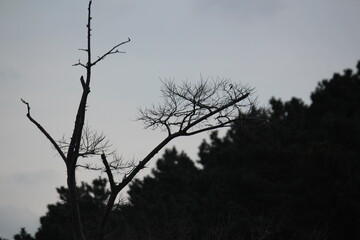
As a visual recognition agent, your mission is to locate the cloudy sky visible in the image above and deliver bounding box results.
[0,0,359,238]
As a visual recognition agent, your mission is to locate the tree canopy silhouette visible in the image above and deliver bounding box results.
[117,61,360,240]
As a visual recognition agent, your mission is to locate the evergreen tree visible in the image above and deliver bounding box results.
[35,178,114,240]
[124,61,360,240]
[125,148,202,240]
[13,228,34,240]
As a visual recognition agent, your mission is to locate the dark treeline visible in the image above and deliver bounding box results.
[9,62,360,240]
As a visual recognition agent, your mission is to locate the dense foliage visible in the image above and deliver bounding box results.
[35,178,120,240]
[8,62,360,240]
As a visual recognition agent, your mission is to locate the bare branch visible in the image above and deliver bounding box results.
[91,38,131,66]
[21,99,67,163]
[101,153,115,190]
[114,134,177,194]
[137,78,254,136]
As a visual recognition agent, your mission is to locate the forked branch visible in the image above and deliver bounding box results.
[73,0,130,69]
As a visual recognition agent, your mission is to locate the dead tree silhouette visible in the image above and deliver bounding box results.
[21,1,254,240]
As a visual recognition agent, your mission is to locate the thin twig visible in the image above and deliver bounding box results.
[73,59,87,68]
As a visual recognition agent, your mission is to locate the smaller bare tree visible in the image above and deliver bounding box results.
[96,79,254,240]
[21,1,255,240]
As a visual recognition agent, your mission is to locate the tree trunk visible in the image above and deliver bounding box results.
[67,168,86,240]
[97,193,117,240]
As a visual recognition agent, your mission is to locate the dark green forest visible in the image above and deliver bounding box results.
[8,62,360,240]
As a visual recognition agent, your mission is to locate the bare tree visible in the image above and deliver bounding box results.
[21,1,254,240]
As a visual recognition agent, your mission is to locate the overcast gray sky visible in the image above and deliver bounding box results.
[1,0,359,238]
